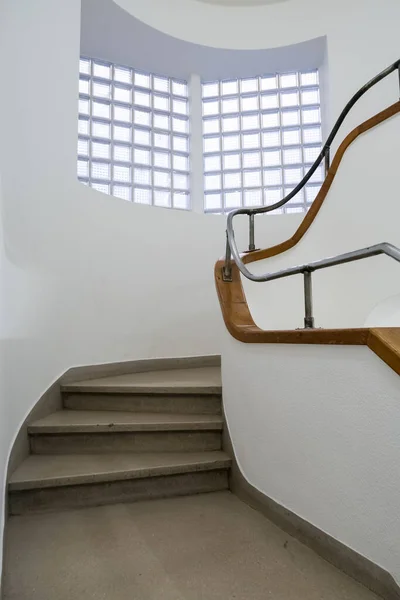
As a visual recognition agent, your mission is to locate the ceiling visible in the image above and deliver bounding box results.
[195,0,289,5]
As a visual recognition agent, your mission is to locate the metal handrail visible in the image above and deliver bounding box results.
[223,58,400,282]
[233,242,400,329]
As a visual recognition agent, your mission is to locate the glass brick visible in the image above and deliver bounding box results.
[204,119,220,135]
[264,188,283,206]
[114,85,132,104]
[284,167,302,185]
[172,80,188,97]
[309,165,324,183]
[135,72,151,88]
[173,99,188,115]
[79,58,90,75]
[261,94,278,110]
[93,121,111,139]
[301,89,320,105]
[135,90,151,107]
[222,80,239,95]
[241,78,258,94]
[173,192,189,209]
[222,116,240,133]
[205,174,221,191]
[303,145,321,163]
[306,185,320,202]
[93,81,111,99]
[244,189,262,206]
[172,117,188,134]
[202,82,219,98]
[262,130,280,147]
[205,192,222,210]
[222,97,239,114]
[154,94,169,111]
[154,170,171,188]
[243,170,261,187]
[113,185,131,200]
[154,76,169,93]
[134,128,151,146]
[285,188,304,204]
[264,168,282,186]
[134,188,151,204]
[91,162,110,180]
[114,66,132,84]
[154,151,170,169]
[302,107,321,124]
[173,154,189,171]
[286,206,305,214]
[114,105,131,123]
[263,149,281,167]
[242,114,259,130]
[92,183,110,194]
[134,109,151,127]
[204,137,220,153]
[303,126,322,144]
[280,73,298,88]
[174,173,189,190]
[261,112,280,129]
[301,71,319,87]
[134,148,151,165]
[203,100,219,116]
[204,155,221,172]
[77,160,89,177]
[134,168,151,185]
[225,191,241,208]
[281,91,299,107]
[114,145,131,162]
[260,75,277,91]
[79,98,89,115]
[173,136,188,152]
[78,135,89,155]
[92,141,110,159]
[283,128,301,145]
[241,96,258,112]
[281,110,300,127]
[283,147,302,164]
[224,172,241,189]
[223,134,240,152]
[93,62,111,79]
[114,165,131,182]
[78,118,89,136]
[113,124,131,142]
[79,78,89,95]
[92,101,110,119]
[154,190,171,207]
[154,113,170,130]
[223,154,240,170]
[243,151,261,169]
[242,133,260,149]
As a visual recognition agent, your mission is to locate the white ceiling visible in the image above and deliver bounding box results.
[195,0,289,5]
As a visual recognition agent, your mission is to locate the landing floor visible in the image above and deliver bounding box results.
[3,491,378,599]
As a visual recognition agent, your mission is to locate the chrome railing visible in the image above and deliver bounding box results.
[223,59,400,298]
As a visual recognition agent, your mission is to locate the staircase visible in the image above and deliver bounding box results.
[8,366,231,515]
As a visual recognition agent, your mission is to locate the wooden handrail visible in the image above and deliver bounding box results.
[215,102,400,376]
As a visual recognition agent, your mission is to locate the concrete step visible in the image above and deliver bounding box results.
[9,451,231,515]
[28,411,224,454]
[62,368,222,415]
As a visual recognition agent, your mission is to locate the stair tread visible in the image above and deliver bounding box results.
[61,367,222,395]
[9,451,231,491]
[29,411,223,433]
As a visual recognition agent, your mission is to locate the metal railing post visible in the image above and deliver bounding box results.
[223,231,233,281]
[324,147,331,177]
[303,270,315,329]
[248,214,255,252]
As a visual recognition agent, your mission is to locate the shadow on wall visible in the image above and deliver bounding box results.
[365,293,400,327]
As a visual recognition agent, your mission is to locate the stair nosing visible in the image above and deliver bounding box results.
[61,383,222,395]
[9,453,231,492]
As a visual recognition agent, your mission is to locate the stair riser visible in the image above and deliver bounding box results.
[29,431,222,455]
[9,469,229,515]
[63,393,222,414]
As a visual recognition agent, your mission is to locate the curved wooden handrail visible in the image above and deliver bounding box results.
[215,102,400,376]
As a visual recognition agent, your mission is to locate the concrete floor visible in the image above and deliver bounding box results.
[3,491,379,600]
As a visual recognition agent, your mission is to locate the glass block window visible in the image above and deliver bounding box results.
[78,57,190,210]
[202,70,322,214]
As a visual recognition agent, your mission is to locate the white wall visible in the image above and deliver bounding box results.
[222,335,400,583]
